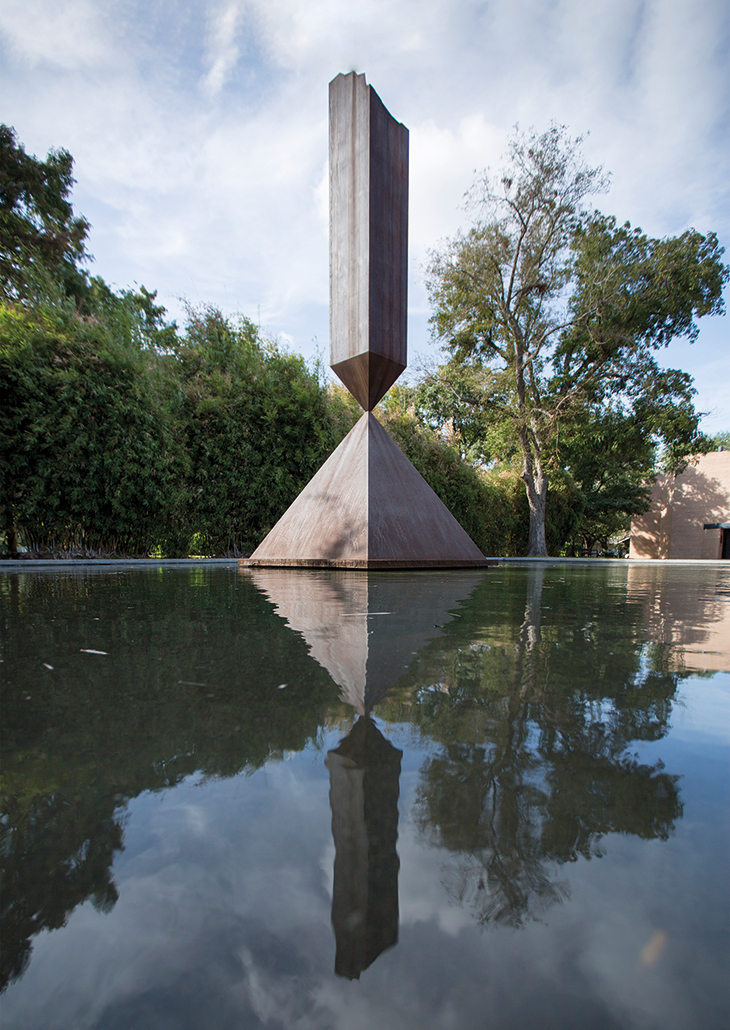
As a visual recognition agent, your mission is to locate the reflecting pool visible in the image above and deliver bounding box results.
[1,562,728,1029]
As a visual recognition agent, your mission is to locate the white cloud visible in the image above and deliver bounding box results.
[2,745,722,1030]
[201,1,242,98]
[0,0,113,71]
[0,0,727,418]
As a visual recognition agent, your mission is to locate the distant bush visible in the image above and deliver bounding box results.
[2,295,576,558]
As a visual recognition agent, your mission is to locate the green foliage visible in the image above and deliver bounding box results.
[556,406,651,552]
[326,380,362,439]
[177,307,343,556]
[427,125,728,555]
[709,431,730,451]
[0,301,189,556]
[0,125,91,306]
[491,470,584,557]
[0,299,360,557]
[564,214,728,362]
[2,288,517,557]
[411,362,521,468]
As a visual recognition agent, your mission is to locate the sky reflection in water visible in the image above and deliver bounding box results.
[1,563,728,1030]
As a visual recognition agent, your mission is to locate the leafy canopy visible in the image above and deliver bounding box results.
[426,124,728,555]
[0,125,91,305]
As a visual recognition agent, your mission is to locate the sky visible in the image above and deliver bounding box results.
[1,0,728,430]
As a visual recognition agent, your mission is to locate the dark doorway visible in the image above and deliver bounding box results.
[722,528,730,559]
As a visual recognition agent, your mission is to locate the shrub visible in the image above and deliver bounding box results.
[0,302,188,556]
[177,308,340,556]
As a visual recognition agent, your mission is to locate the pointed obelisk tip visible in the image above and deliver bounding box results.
[329,72,409,410]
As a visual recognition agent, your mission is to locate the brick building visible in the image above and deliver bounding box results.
[630,450,730,560]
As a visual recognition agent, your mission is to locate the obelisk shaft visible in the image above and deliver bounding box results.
[329,72,409,410]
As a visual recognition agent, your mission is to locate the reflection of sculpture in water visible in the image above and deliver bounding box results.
[245,568,483,713]
[244,566,485,977]
[408,565,684,929]
[326,716,402,979]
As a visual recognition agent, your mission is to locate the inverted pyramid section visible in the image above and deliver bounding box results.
[246,412,488,567]
[331,352,406,411]
[245,569,486,711]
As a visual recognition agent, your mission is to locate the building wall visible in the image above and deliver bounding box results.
[630,451,730,560]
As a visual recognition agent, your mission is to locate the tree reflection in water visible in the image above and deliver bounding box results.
[392,566,683,929]
[0,569,340,992]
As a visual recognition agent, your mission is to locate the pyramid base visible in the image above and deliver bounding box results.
[239,556,494,568]
[243,412,492,568]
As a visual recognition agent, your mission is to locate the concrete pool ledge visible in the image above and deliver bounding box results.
[2,556,728,570]
[0,558,240,569]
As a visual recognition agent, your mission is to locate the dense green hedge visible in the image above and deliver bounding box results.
[0,302,188,556]
[0,303,345,557]
[1,299,575,557]
[177,308,340,556]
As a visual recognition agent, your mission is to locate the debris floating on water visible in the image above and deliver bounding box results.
[43,663,53,670]
[640,930,667,966]
[277,683,288,689]
[80,649,107,655]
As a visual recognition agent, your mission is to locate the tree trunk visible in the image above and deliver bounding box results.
[517,422,549,557]
[523,470,549,557]
[516,564,545,682]
[6,526,19,558]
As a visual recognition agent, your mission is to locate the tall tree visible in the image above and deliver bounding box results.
[427,126,728,555]
[0,125,90,304]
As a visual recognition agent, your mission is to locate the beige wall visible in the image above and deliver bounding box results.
[630,451,730,560]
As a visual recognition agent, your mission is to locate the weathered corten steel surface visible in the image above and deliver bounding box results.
[243,74,491,570]
[330,351,406,415]
[329,71,408,410]
[247,412,369,563]
[240,413,490,567]
[243,568,486,712]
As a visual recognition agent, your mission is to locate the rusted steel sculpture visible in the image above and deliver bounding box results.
[241,73,489,568]
[329,71,408,411]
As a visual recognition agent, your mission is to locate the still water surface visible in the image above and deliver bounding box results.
[1,563,729,1030]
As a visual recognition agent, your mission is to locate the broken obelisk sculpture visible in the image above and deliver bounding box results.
[241,72,489,568]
